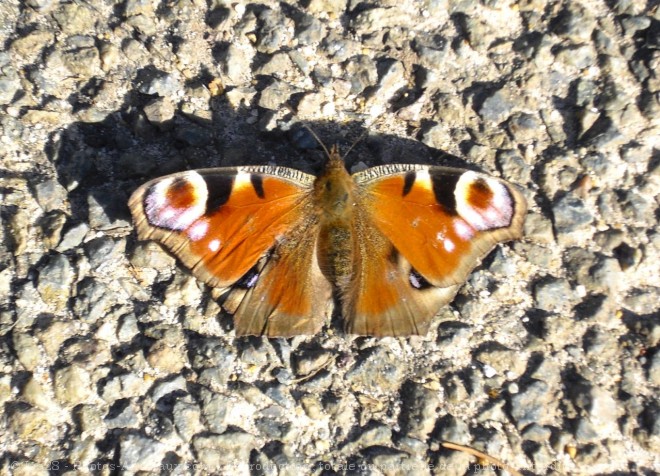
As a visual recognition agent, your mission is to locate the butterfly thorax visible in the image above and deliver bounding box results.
[313,150,355,218]
[314,150,357,288]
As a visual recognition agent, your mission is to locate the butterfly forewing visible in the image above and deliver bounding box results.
[354,165,527,288]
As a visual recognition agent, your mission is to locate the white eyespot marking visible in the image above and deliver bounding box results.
[144,171,208,231]
[188,220,209,241]
[208,239,221,252]
[160,208,176,221]
[415,169,432,190]
[246,273,259,288]
[455,172,513,231]
[234,171,252,190]
[409,272,422,289]
[454,219,475,241]
[412,217,421,228]
[443,238,455,252]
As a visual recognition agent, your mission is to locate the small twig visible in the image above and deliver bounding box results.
[441,441,522,476]
[289,354,337,384]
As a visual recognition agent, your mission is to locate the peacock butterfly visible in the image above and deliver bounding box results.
[129,142,527,337]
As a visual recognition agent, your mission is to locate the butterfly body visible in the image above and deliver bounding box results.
[129,146,527,337]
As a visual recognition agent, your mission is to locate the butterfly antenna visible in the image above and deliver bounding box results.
[302,124,332,159]
[342,126,371,161]
[342,111,388,160]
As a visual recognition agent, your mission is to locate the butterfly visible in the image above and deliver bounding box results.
[128,143,527,337]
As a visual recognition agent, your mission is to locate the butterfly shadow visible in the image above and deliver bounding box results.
[47,74,492,340]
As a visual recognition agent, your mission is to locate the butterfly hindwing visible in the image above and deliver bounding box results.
[342,202,461,336]
[228,219,332,336]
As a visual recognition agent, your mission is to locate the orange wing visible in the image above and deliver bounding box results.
[341,164,527,336]
[342,203,461,336]
[129,166,330,336]
[356,165,527,286]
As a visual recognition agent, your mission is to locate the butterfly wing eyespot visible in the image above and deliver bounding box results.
[129,166,330,336]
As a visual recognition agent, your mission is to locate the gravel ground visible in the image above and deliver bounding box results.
[1,0,659,475]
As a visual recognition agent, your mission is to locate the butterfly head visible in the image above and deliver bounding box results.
[314,146,355,218]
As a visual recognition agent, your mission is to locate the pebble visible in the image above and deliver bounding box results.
[478,89,515,123]
[61,43,101,78]
[54,365,93,405]
[437,414,470,444]
[255,52,295,78]
[40,211,67,249]
[255,8,294,54]
[164,273,202,307]
[138,70,181,97]
[35,319,77,359]
[200,390,229,434]
[533,277,576,312]
[258,80,295,110]
[523,212,555,244]
[570,379,621,439]
[56,222,89,251]
[552,193,594,237]
[221,43,255,86]
[509,380,556,429]
[649,352,660,386]
[194,431,258,465]
[105,400,140,429]
[551,4,596,42]
[119,434,168,472]
[73,278,115,323]
[306,0,347,16]
[365,60,407,112]
[507,112,542,143]
[496,149,532,183]
[0,63,22,104]
[101,372,151,402]
[295,14,325,46]
[37,253,74,313]
[33,179,68,213]
[345,346,406,393]
[554,44,597,70]
[143,97,176,128]
[9,407,55,443]
[87,187,130,231]
[293,348,332,376]
[85,236,126,269]
[475,345,528,379]
[225,86,257,109]
[173,400,205,441]
[130,241,176,271]
[146,339,187,374]
[342,423,392,453]
[21,375,57,411]
[343,54,378,95]
[52,2,96,35]
[399,383,440,440]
